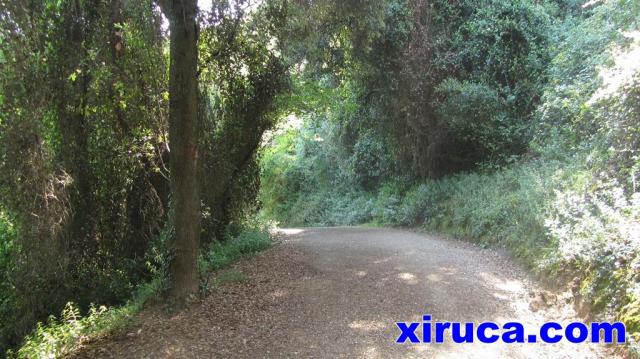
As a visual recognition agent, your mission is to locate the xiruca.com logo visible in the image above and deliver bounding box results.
[395,315,626,344]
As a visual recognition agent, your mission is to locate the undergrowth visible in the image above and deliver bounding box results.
[11,225,272,358]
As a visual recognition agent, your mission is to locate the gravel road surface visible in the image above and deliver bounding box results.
[73,227,614,358]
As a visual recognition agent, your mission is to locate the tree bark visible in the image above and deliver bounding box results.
[166,0,201,303]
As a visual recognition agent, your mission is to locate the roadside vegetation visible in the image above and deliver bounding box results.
[11,224,271,359]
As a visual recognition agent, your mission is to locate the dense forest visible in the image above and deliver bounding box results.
[0,0,638,356]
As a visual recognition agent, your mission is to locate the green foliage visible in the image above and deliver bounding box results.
[348,131,392,189]
[296,0,558,176]
[424,161,560,257]
[435,79,516,162]
[198,0,290,242]
[428,0,556,164]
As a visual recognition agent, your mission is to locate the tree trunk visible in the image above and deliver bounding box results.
[166,0,200,303]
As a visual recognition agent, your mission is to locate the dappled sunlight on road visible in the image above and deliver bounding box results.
[397,272,419,285]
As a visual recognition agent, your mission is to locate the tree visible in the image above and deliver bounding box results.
[162,0,201,303]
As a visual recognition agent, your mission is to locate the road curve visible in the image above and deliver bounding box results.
[73,227,613,358]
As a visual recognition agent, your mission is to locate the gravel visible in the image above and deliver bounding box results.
[71,227,616,358]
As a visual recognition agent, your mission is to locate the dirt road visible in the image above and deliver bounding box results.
[74,227,614,358]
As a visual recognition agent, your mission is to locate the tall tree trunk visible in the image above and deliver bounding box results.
[165,0,201,303]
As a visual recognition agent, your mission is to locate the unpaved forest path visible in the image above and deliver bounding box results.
[74,227,614,358]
